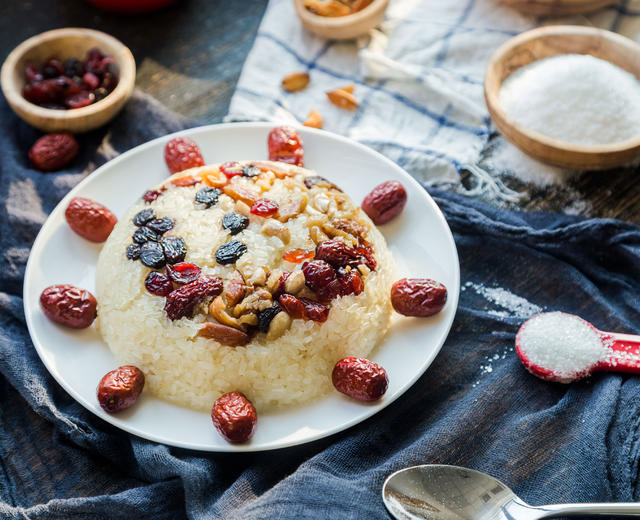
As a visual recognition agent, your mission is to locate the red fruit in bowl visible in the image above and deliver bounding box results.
[86,0,176,14]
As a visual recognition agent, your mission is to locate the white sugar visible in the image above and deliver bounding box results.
[499,54,640,146]
[518,312,608,378]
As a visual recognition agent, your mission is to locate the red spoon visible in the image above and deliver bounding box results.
[515,312,640,383]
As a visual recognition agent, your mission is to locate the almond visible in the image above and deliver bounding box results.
[327,88,358,110]
[282,72,310,92]
[339,84,355,94]
[198,322,249,347]
[303,109,323,129]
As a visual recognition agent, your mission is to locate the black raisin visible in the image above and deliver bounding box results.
[242,164,261,177]
[63,57,84,77]
[133,208,155,227]
[222,213,249,235]
[195,187,220,208]
[146,217,174,234]
[133,226,159,244]
[126,243,141,260]
[140,242,166,269]
[161,236,187,264]
[258,303,282,333]
[215,241,247,265]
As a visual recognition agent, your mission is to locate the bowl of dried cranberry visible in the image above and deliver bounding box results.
[1,27,135,133]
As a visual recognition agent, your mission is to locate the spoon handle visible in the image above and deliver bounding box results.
[536,502,640,517]
[596,331,640,374]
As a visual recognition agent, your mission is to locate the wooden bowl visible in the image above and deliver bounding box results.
[484,25,640,170]
[293,0,389,40]
[497,0,619,16]
[1,28,136,133]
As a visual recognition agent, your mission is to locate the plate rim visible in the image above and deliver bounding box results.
[23,121,460,452]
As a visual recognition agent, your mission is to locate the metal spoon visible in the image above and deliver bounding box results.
[382,465,640,520]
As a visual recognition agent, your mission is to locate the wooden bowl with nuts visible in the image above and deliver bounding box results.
[293,0,389,40]
[1,27,135,133]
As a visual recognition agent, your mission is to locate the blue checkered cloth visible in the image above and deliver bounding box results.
[3,85,640,518]
[227,0,640,196]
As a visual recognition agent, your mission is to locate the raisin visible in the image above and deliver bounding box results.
[215,241,247,265]
[146,217,174,234]
[220,161,244,178]
[133,208,155,226]
[390,278,447,317]
[40,284,97,329]
[65,196,117,243]
[258,303,282,333]
[250,199,279,217]
[63,57,84,77]
[222,213,249,235]
[315,240,376,271]
[361,181,407,225]
[144,271,173,296]
[167,262,201,285]
[195,187,220,208]
[303,175,341,192]
[29,133,79,172]
[302,260,336,292]
[139,241,166,269]
[143,190,162,203]
[126,243,141,260]
[283,248,314,263]
[164,275,223,320]
[211,392,257,443]
[164,137,205,174]
[278,294,329,323]
[132,226,159,244]
[242,164,261,177]
[268,126,304,166]
[161,236,187,264]
[97,366,145,413]
[332,357,388,402]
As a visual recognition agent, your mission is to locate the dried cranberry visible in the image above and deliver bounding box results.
[258,303,282,333]
[133,208,155,227]
[42,57,64,78]
[278,294,329,323]
[139,242,166,269]
[40,284,97,329]
[222,213,249,235]
[268,126,304,166]
[126,243,141,260]
[143,190,162,203]
[250,199,279,217]
[302,260,336,292]
[215,241,247,265]
[315,240,376,271]
[166,262,201,285]
[97,366,145,413]
[85,47,114,76]
[82,72,100,89]
[272,272,291,300]
[65,91,94,109]
[161,236,187,264]
[144,271,173,296]
[25,62,43,83]
[164,137,205,174]
[146,217,174,234]
[332,357,388,402]
[220,161,244,178]
[165,276,223,320]
[283,248,314,263]
[195,187,220,208]
[211,392,257,443]
[132,226,159,244]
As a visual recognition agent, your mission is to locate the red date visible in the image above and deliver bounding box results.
[278,294,329,323]
[211,391,257,443]
[40,284,97,329]
[97,365,145,413]
[362,181,407,225]
[332,357,388,402]
[391,278,447,317]
[268,126,304,166]
[65,196,117,243]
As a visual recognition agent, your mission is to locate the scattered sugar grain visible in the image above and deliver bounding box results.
[518,312,608,377]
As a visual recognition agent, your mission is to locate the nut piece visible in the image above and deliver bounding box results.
[209,296,244,329]
[40,284,97,329]
[267,311,292,340]
[234,289,273,315]
[303,109,323,129]
[97,365,145,413]
[283,270,306,295]
[211,391,257,443]
[278,196,308,222]
[390,278,447,317]
[327,88,358,110]
[282,72,310,92]
[304,0,351,16]
[224,270,246,307]
[339,84,355,94]
[247,266,268,286]
[199,322,250,346]
[362,181,407,225]
[261,219,291,244]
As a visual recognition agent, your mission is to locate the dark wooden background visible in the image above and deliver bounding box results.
[2,0,639,223]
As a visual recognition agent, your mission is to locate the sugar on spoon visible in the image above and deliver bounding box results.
[515,311,640,383]
[382,464,640,520]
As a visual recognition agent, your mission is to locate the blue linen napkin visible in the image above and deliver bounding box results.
[2,90,640,519]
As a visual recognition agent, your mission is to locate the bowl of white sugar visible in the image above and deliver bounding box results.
[485,25,640,170]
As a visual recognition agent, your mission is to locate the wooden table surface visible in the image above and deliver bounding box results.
[2,0,639,224]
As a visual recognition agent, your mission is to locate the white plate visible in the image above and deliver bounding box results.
[23,122,459,452]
